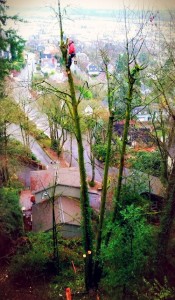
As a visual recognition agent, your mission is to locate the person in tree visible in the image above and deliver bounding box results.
[67,39,76,69]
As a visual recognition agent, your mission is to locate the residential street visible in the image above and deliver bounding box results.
[10,54,104,183]
[9,53,163,196]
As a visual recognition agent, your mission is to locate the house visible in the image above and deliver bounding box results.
[0,50,11,59]
[132,106,152,122]
[32,195,82,238]
[40,53,52,60]
[87,63,100,76]
[37,45,45,52]
[40,53,53,66]
[20,167,101,237]
[132,104,168,123]
[84,105,93,116]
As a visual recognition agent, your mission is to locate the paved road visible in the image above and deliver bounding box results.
[12,56,50,134]
[9,56,162,195]
[10,53,131,185]
[64,136,104,182]
[10,54,116,186]
[10,55,104,182]
[8,124,51,166]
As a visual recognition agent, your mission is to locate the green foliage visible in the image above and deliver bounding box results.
[44,72,49,78]
[2,138,37,162]
[5,139,27,156]
[50,70,55,75]
[93,141,118,164]
[0,187,23,240]
[78,85,93,99]
[30,153,37,161]
[93,143,108,162]
[6,29,26,61]
[140,277,175,299]
[0,4,25,95]
[88,180,95,187]
[138,52,149,65]
[49,238,85,297]
[100,205,156,295]
[51,139,59,151]
[116,53,128,74]
[10,59,25,71]
[129,150,161,177]
[32,73,44,83]
[10,233,84,289]
[36,65,41,71]
[35,130,51,148]
[119,171,150,208]
[35,130,48,140]
[10,232,55,282]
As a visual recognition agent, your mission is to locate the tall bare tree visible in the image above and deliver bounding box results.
[57,0,93,290]
[105,8,147,244]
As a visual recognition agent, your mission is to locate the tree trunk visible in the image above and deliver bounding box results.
[3,123,9,185]
[93,112,114,286]
[69,132,73,167]
[105,78,134,246]
[89,133,95,184]
[67,72,93,290]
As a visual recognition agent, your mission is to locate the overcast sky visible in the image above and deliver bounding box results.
[7,0,175,12]
[6,0,175,39]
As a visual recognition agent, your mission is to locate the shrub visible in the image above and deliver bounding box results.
[93,142,116,164]
[44,72,48,78]
[93,143,108,162]
[36,65,41,71]
[51,139,58,151]
[88,180,95,187]
[30,153,37,161]
[35,130,48,140]
[129,150,161,177]
[140,277,175,299]
[10,234,83,285]
[0,188,23,239]
[10,232,55,282]
[0,188,23,256]
[100,205,156,296]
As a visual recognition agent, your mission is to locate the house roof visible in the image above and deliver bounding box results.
[149,175,165,197]
[30,167,80,193]
[40,53,52,59]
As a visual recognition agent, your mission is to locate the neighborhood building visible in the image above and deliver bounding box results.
[87,63,100,76]
[20,167,101,237]
[132,106,152,122]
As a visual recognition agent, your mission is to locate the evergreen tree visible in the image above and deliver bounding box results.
[0,0,25,95]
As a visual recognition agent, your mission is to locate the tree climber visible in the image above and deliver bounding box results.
[67,39,76,70]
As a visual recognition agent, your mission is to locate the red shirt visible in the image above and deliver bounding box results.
[68,42,75,54]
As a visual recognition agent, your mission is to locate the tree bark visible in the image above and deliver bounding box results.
[67,72,93,289]
[105,75,135,245]
[93,112,114,286]
[58,0,93,288]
